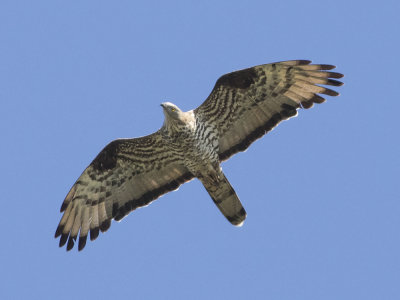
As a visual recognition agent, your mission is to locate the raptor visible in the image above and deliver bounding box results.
[55,60,343,251]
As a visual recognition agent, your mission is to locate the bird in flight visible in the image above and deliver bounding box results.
[55,60,343,251]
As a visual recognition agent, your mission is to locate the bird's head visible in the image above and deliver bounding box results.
[160,102,182,120]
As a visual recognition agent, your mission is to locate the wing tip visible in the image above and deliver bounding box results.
[319,64,336,70]
[99,219,111,233]
[327,79,344,87]
[54,225,63,238]
[59,233,69,248]
[66,236,76,251]
[90,228,100,241]
[323,88,340,97]
[335,72,344,79]
[60,203,68,212]
[78,236,87,251]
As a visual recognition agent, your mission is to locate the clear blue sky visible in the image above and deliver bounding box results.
[1,1,399,299]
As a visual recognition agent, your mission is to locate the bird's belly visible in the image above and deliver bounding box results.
[181,139,220,180]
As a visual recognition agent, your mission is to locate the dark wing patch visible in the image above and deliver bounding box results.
[216,68,257,89]
[91,140,119,171]
[194,60,343,162]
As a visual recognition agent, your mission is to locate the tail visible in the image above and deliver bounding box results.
[201,173,247,226]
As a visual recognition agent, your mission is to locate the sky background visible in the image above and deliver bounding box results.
[1,0,399,299]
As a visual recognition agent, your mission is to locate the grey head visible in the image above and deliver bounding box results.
[160,102,182,121]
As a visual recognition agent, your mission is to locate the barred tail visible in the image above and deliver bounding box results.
[201,173,246,226]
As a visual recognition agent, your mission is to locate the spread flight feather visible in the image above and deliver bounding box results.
[55,60,344,251]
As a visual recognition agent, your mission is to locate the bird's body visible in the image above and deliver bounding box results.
[161,102,246,225]
[55,60,344,251]
[160,104,219,183]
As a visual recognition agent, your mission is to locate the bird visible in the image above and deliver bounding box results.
[55,60,343,251]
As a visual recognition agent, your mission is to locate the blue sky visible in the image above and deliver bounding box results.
[1,0,399,299]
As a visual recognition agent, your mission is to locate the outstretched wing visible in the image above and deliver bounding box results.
[194,60,344,161]
[55,131,194,251]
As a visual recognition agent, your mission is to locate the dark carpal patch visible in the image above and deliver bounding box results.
[91,140,120,171]
[216,68,257,89]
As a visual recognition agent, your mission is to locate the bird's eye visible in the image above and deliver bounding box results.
[171,108,176,112]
